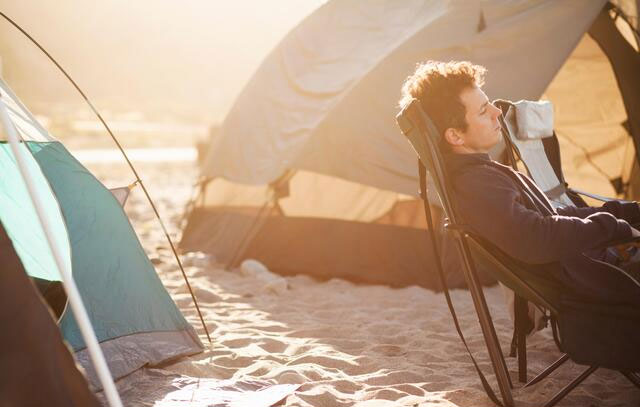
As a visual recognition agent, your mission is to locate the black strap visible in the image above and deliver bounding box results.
[418,160,505,407]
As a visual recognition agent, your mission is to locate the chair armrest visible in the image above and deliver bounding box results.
[569,187,633,204]
[569,187,640,228]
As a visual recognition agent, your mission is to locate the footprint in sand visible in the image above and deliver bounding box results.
[193,287,220,303]
[210,355,254,368]
[257,337,288,353]
[364,371,424,386]
[220,338,252,348]
[369,344,406,357]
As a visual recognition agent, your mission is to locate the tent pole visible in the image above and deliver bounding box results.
[0,12,212,344]
[0,96,123,407]
[226,189,276,269]
[226,170,294,269]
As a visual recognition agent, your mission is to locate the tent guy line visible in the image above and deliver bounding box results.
[0,68,203,388]
[0,11,212,344]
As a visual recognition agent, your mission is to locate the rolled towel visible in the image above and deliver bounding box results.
[240,259,288,295]
[514,100,554,141]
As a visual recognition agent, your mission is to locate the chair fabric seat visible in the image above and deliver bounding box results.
[558,299,640,371]
[473,232,640,372]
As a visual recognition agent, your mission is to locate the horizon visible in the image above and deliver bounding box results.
[0,1,325,126]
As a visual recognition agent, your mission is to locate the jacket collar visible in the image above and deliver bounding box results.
[443,152,492,175]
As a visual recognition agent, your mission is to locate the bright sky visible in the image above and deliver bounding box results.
[0,1,325,122]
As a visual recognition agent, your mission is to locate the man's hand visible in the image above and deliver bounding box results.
[615,241,640,262]
[614,227,640,262]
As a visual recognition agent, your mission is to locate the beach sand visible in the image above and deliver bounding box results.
[90,159,640,407]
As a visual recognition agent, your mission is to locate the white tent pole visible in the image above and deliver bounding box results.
[0,95,123,407]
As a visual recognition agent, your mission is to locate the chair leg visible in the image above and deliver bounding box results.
[621,371,640,389]
[459,252,514,405]
[524,353,570,388]
[514,294,528,383]
[509,330,517,358]
[543,366,598,407]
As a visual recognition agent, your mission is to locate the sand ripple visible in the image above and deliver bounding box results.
[91,162,640,407]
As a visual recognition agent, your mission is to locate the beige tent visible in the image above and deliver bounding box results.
[181,0,639,288]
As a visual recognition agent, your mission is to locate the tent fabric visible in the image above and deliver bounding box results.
[201,0,607,197]
[181,207,495,289]
[29,141,197,351]
[76,330,203,389]
[0,142,68,282]
[183,208,438,286]
[0,221,100,407]
[202,171,416,222]
[588,4,640,196]
[0,76,203,384]
[185,0,640,289]
[545,32,637,199]
[184,0,640,289]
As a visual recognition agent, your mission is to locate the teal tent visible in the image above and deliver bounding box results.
[0,76,203,385]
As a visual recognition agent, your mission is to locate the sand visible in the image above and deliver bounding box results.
[88,159,640,407]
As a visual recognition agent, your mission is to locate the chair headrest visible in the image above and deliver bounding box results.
[504,100,554,141]
[396,98,441,166]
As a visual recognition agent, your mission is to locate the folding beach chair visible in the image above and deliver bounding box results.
[395,98,640,407]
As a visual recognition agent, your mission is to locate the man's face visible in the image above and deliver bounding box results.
[455,86,502,154]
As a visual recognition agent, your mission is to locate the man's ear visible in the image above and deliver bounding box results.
[443,128,464,146]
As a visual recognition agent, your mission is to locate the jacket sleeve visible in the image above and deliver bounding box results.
[557,200,640,224]
[454,168,632,264]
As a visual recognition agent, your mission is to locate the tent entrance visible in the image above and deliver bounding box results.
[32,277,67,321]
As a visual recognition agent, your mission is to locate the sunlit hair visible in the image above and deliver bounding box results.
[399,60,486,137]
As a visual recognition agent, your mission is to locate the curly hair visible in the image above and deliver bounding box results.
[399,60,486,136]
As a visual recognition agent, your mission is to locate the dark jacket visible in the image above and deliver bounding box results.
[446,152,640,306]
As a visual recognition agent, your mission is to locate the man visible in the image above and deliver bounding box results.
[399,60,640,305]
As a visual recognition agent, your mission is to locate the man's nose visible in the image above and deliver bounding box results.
[490,103,501,118]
